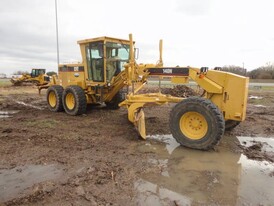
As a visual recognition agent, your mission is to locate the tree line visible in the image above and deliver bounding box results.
[221,62,274,79]
[11,62,274,79]
[13,70,57,76]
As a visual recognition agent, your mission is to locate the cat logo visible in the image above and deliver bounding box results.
[163,69,172,74]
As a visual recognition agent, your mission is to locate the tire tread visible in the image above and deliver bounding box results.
[169,96,225,150]
[46,85,64,112]
[63,85,87,115]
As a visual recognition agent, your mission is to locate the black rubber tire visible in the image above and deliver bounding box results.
[225,120,240,131]
[62,85,87,115]
[169,96,225,150]
[105,91,124,110]
[46,85,64,112]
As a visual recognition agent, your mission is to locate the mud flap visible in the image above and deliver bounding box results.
[134,108,146,139]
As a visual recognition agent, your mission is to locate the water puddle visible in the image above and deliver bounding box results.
[15,101,44,110]
[0,110,19,118]
[254,104,267,108]
[249,95,263,100]
[238,136,274,152]
[0,164,63,202]
[135,178,191,205]
[135,135,274,205]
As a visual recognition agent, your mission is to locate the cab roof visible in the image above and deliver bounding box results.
[77,36,133,45]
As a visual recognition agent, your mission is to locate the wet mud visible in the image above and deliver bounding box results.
[0,85,274,205]
[0,164,62,202]
[140,85,199,97]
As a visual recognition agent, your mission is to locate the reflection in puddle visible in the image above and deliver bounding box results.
[135,178,191,206]
[0,110,19,118]
[135,135,274,205]
[237,155,274,204]
[0,164,62,202]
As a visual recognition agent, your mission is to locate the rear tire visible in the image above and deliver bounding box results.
[169,97,225,150]
[62,85,87,115]
[47,85,64,112]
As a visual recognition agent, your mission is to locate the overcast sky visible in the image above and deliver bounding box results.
[0,0,273,75]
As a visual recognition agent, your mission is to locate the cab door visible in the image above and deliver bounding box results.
[86,42,105,82]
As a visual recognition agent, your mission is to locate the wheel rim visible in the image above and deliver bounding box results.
[179,112,208,140]
[65,93,75,110]
[48,91,57,108]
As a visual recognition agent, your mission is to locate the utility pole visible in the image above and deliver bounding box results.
[55,0,60,66]
[243,62,246,76]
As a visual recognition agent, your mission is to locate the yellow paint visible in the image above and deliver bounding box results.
[11,68,49,86]
[48,91,57,108]
[190,69,249,121]
[126,102,145,123]
[47,33,249,139]
[65,93,75,110]
[179,112,208,140]
[135,108,146,139]
[171,76,189,84]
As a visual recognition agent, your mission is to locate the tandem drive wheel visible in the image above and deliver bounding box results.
[47,85,64,112]
[62,85,87,115]
[169,97,225,150]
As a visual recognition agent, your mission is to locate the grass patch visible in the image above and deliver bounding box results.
[248,98,266,105]
[249,79,274,83]
[25,119,61,129]
[0,79,12,87]
[249,87,274,92]
[261,87,274,91]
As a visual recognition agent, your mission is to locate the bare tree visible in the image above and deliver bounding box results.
[247,62,274,79]
[12,71,29,75]
[221,65,246,76]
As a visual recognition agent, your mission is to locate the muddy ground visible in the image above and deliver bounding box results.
[0,84,274,205]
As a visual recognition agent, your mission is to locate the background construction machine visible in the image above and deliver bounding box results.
[11,68,50,86]
[45,34,249,150]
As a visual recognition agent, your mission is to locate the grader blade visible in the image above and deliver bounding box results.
[134,108,146,139]
[123,102,147,139]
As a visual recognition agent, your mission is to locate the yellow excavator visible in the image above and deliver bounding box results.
[11,68,50,86]
[43,34,249,150]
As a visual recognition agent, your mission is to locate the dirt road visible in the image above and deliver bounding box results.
[0,85,274,205]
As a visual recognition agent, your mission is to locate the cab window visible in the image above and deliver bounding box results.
[86,42,104,82]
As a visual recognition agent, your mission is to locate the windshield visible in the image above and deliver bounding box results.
[105,42,129,81]
[105,42,129,62]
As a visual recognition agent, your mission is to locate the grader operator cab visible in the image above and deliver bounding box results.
[45,34,249,150]
[11,68,50,86]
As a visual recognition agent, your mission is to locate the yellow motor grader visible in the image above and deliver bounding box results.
[44,34,249,150]
[11,68,50,86]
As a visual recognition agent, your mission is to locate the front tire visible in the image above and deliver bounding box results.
[62,85,87,115]
[47,85,64,112]
[169,97,225,150]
